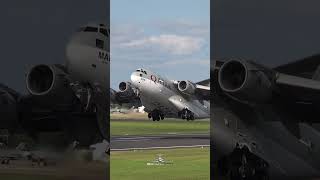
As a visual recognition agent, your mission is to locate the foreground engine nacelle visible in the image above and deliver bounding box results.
[218,59,275,103]
[118,81,136,98]
[26,64,74,104]
[178,80,196,95]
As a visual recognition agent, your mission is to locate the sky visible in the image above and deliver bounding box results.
[110,0,210,89]
[0,0,108,93]
[213,0,320,67]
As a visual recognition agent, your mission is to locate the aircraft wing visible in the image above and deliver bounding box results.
[272,54,320,103]
[273,54,320,78]
[275,73,320,103]
[213,56,320,122]
[214,56,320,102]
[174,79,210,100]
[195,83,210,100]
[110,88,142,107]
[196,79,210,86]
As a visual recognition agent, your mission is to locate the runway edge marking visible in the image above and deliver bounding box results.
[111,145,210,151]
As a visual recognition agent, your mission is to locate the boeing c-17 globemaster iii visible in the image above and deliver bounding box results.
[111,68,210,121]
[0,23,109,149]
[212,55,320,179]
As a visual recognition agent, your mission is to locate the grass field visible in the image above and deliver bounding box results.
[111,113,210,136]
[111,147,210,180]
[111,113,152,120]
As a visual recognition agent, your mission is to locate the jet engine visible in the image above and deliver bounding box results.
[118,82,136,98]
[218,59,275,103]
[26,64,74,105]
[178,80,196,95]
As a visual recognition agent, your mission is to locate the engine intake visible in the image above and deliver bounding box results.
[178,80,196,95]
[218,59,275,103]
[118,82,136,97]
[27,65,54,95]
[26,64,75,106]
[219,60,246,92]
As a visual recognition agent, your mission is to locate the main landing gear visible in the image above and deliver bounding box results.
[148,109,164,121]
[178,108,195,121]
[217,144,269,180]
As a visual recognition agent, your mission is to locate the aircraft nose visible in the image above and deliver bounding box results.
[130,72,140,84]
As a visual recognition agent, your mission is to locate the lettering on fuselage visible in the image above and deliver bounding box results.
[151,75,157,82]
[98,51,110,64]
[146,73,173,91]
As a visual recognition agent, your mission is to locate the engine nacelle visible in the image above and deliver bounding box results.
[26,64,74,104]
[118,81,136,98]
[178,80,196,95]
[218,59,275,103]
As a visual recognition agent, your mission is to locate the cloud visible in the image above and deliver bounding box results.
[110,20,209,89]
[157,58,209,66]
[157,19,209,37]
[120,34,204,55]
[111,24,145,44]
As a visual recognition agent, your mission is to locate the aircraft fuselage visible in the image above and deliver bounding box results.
[130,69,210,119]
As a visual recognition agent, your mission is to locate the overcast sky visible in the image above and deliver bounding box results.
[213,0,320,67]
[0,0,108,93]
[111,0,210,89]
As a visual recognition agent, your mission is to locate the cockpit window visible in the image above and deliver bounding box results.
[96,39,104,49]
[99,28,109,37]
[84,26,98,32]
[138,69,147,75]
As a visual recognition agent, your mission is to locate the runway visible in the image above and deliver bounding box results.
[111,133,210,151]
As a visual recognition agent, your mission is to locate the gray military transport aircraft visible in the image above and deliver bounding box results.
[0,23,109,149]
[212,55,320,179]
[112,68,210,121]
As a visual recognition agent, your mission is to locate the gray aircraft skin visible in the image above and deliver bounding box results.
[114,68,210,121]
[0,23,109,148]
[212,55,320,179]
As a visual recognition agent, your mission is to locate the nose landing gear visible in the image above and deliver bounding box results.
[178,108,195,121]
